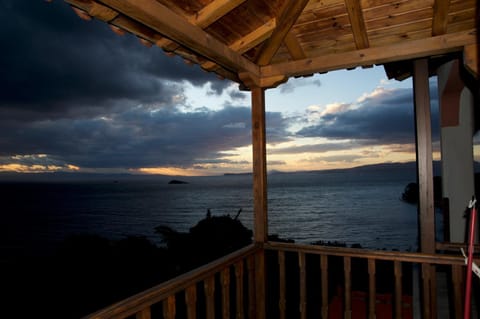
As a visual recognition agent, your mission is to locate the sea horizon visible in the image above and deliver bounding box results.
[0,160,439,182]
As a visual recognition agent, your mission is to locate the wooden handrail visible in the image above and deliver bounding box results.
[265,241,465,265]
[436,241,480,252]
[83,244,261,319]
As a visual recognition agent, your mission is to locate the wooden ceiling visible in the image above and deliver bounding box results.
[64,0,477,89]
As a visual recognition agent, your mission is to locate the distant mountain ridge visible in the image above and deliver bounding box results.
[1,161,479,182]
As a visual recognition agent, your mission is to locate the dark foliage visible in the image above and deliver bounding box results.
[155,210,253,272]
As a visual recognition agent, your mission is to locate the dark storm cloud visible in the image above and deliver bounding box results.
[229,90,248,100]
[278,78,321,94]
[296,87,440,145]
[0,105,290,169]
[0,0,230,121]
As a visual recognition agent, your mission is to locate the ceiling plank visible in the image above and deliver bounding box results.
[95,0,259,76]
[432,0,450,36]
[255,0,310,66]
[284,31,307,60]
[202,18,277,71]
[261,29,477,78]
[344,0,369,49]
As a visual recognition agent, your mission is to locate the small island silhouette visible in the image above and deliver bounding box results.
[168,179,189,184]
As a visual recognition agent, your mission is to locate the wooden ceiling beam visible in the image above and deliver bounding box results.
[157,0,246,52]
[344,0,369,49]
[261,29,477,78]
[202,18,277,71]
[432,0,450,36]
[95,0,259,76]
[255,0,310,66]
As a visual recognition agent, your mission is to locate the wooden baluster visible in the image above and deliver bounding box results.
[163,295,176,319]
[204,276,216,319]
[421,264,431,319]
[185,285,197,319]
[278,250,286,319]
[221,268,231,319]
[321,255,329,319]
[430,265,437,319]
[344,256,352,319]
[299,252,307,319]
[235,261,245,319]
[368,259,376,319]
[136,307,151,319]
[247,254,256,319]
[394,261,402,319]
[452,264,464,318]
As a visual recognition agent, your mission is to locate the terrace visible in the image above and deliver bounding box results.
[51,0,478,318]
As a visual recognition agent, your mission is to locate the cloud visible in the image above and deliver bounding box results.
[278,77,322,94]
[269,141,363,155]
[0,0,230,121]
[296,87,440,146]
[0,104,290,170]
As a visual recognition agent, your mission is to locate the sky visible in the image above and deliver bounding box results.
[0,1,474,176]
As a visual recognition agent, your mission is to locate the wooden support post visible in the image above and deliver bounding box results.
[413,58,435,254]
[251,85,267,319]
[413,58,436,319]
[255,249,266,319]
[251,86,268,243]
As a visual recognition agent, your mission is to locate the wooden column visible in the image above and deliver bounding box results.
[413,58,435,254]
[413,58,436,319]
[251,86,268,243]
[251,86,267,319]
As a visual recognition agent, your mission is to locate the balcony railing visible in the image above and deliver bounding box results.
[83,241,471,319]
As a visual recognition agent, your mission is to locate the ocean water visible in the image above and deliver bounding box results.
[1,164,423,260]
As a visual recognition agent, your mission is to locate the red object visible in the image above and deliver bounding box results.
[464,201,477,319]
[352,291,367,319]
[401,295,413,319]
[376,293,393,319]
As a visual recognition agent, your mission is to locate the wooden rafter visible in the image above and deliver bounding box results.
[255,0,310,66]
[432,0,451,36]
[284,31,306,60]
[262,30,477,78]
[95,0,259,76]
[189,0,246,28]
[344,0,369,49]
[202,18,277,71]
